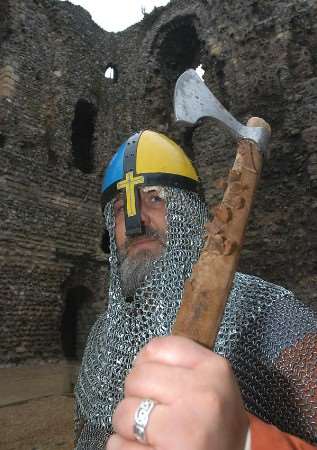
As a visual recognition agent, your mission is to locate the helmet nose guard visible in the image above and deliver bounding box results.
[101,130,201,236]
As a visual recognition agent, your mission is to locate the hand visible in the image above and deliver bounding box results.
[107,336,249,450]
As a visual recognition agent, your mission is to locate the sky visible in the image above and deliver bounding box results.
[62,0,171,32]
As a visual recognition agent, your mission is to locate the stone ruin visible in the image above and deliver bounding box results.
[0,0,316,366]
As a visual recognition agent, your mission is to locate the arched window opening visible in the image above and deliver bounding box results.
[61,286,93,360]
[158,18,202,85]
[105,65,118,82]
[71,99,97,173]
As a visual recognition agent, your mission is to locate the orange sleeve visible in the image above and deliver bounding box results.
[247,413,316,450]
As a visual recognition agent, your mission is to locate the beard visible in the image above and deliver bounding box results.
[118,227,166,299]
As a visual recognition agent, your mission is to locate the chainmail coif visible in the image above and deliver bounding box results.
[75,187,317,449]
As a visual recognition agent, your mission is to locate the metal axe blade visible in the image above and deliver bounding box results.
[174,69,270,155]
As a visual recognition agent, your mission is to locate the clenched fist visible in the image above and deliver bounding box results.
[107,336,248,450]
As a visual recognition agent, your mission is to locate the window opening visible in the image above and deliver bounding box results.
[158,19,201,84]
[101,229,110,254]
[61,286,93,360]
[195,64,205,80]
[71,99,97,173]
[0,133,6,148]
[105,65,118,82]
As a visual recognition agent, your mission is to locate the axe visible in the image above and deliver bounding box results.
[172,69,271,348]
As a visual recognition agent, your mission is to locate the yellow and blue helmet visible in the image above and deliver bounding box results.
[101,130,200,236]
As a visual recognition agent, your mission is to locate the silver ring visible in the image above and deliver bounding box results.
[133,399,156,444]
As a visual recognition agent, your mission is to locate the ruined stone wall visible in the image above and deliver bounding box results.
[0,0,316,365]
[0,0,111,364]
[96,0,317,304]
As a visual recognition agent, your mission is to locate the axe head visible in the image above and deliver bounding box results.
[174,69,270,156]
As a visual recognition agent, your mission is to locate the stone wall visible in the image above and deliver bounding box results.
[0,0,316,365]
[0,0,109,364]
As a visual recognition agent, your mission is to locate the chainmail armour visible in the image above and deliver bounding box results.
[75,188,317,449]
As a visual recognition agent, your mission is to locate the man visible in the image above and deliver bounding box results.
[75,130,317,449]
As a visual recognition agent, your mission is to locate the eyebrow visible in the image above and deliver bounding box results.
[141,186,160,193]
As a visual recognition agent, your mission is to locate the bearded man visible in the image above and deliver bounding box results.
[75,130,317,450]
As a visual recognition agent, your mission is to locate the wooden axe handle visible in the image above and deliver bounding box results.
[172,117,271,348]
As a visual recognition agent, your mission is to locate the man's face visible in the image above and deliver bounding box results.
[114,187,167,257]
[114,187,167,297]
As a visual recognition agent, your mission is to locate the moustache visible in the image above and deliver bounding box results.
[125,227,166,250]
[115,228,166,263]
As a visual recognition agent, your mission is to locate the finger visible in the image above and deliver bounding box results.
[134,335,217,369]
[112,395,220,450]
[107,433,154,450]
[125,362,211,403]
[112,397,166,444]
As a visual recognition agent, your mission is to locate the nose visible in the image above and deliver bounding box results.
[140,196,151,227]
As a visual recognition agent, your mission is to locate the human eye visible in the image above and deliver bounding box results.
[149,192,164,205]
[141,188,165,208]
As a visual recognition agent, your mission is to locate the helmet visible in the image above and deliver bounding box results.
[101,130,200,235]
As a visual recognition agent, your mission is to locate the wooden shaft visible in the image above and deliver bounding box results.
[172,117,271,348]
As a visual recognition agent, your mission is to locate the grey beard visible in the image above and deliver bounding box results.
[118,227,166,298]
[119,250,160,298]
